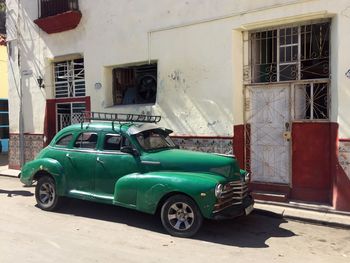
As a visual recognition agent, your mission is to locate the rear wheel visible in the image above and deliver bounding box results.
[161,195,203,238]
[35,176,62,211]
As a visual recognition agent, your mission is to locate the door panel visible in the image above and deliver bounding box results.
[65,132,99,199]
[94,153,139,198]
[94,134,140,204]
[246,85,290,184]
[65,150,96,198]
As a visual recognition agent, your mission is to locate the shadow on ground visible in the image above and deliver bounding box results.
[0,189,34,197]
[52,198,295,248]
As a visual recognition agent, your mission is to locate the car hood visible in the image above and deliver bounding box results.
[141,149,241,181]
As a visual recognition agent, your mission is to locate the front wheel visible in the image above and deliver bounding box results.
[160,195,203,238]
[35,176,62,211]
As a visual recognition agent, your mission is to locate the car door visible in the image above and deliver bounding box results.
[94,132,140,204]
[64,131,99,200]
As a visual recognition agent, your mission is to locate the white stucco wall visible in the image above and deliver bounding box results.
[6,0,350,137]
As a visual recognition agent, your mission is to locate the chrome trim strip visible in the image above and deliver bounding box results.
[213,202,243,213]
[49,145,96,153]
[98,151,128,156]
[141,161,161,165]
[49,146,129,155]
[213,153,236,158]
[69,190,92,196]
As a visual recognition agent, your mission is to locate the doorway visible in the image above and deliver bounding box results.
[245,84,291,184]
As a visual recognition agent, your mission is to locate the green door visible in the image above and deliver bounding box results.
[65,131,99,200]
[94,133,140,204]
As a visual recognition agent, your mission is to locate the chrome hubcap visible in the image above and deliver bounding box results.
[39,183,55,207]
[168,202,194,231]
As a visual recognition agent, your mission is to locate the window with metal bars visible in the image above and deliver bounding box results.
[249,21,330,120]
[112,63,157,105]
[56,102,86,132]
[54,58,85,98]
[38,0,79,18]
[250,21,330,83]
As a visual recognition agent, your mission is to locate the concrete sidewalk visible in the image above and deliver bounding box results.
[0,153,20,178]
[0,157,349,229]
[254,201,350,229]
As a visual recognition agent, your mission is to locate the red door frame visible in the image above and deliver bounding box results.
[44,96,91,145]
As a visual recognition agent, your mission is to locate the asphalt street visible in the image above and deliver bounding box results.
[0,176,349,263]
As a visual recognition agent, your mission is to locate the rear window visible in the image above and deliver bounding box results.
[74,132,98,149]
[103,134,122,151]
[55,134,73,147]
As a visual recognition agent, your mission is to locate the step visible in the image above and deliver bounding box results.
[252,191,288,203]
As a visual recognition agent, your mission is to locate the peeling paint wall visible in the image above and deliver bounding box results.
[6,0,350,139]
[172,137,233,154]
[339,141,350,180]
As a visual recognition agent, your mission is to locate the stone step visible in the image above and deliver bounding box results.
[252,191,288,203]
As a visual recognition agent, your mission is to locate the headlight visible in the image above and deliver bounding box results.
[245,172,250,182]
[215,184,223,198]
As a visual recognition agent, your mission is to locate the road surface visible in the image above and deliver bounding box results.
[0,176,349,263]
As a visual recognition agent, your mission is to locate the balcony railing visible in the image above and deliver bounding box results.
[38,0,79,18]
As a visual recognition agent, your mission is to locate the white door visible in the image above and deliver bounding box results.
[245,85,290,184]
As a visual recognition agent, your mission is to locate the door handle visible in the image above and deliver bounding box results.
[97,157,104,165]
[66,153,72,160]
[283,122,291,141]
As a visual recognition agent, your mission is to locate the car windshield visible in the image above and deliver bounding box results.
[135,129,176,151]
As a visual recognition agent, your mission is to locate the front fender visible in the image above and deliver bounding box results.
[20,158,66,195]
[114,171,224,218]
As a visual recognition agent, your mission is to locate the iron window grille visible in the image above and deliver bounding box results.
[56,102,86,132]
[38,0,79,18]
[244,20,331,120]
[293,81,329,120]
[54,58,85,98]
[112,63,157,105]
[248,21,330,83]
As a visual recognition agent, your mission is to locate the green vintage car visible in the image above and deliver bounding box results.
[20,112,253,237]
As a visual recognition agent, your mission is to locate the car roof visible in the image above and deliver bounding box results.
[57,122,132,134]
[55,122,172,136]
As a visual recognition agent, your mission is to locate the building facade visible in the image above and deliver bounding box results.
[6,0,350,211]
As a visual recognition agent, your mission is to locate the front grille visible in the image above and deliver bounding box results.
[213,180,249,213]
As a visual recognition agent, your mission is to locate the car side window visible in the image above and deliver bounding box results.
[122,136,133,147]
[74,132,98,149]
[55,134,73,147]
[103,134,122,151]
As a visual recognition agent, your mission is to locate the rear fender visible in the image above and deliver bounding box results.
[20,158,66,195]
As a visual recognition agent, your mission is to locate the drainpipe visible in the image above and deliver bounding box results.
[17,0,25,167]
[19,68,24,167]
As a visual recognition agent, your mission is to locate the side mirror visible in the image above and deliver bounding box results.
[121,146,139,156]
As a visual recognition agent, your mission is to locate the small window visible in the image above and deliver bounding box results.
[55,134,73,147]
[54,58,85,98]
[294,82,329,120]
[112,63,157,105]
[74,132,98,149]
[103,134,122,151]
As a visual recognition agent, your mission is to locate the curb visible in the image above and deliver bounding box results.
[253,207,350,230]
[255,199,350,216]
[0,170,20,179]
[0,174,18,179]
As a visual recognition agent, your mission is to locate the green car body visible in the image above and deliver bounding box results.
[20,122,253,236]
